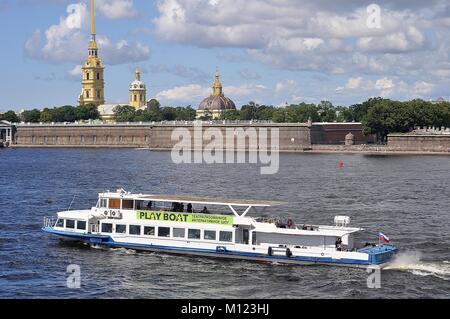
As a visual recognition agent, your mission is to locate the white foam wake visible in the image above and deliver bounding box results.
[385,251,450,280]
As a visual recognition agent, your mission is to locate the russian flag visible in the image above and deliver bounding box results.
[379,232,390,244]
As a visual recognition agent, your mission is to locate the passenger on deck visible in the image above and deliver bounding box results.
[335,238,343,251]
[180,203,185,213]
[146,201,153,210]
[201,206,210,214]
[187,203,193,213]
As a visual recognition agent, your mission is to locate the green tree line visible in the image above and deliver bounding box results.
[113,100,197,122]
[1,97,449,143]
[0,105,100,123]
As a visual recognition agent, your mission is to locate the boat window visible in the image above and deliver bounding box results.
[116,224,126,234]
[77,221,86,230]
[188,229,201,240]
[135,200,144,210]
[108,198,120,209]
[158,227,171,238]
[129,225,141,235]
[204,230,217,241]
[102,223,113,233]
[122,200,134,210]
[99,198,107,208]
[142,201,154,211]
[144,226,155,236]
[56,219,64,228]
[219,231,233,243]
[173,228,185,238]
[66,220,75,229]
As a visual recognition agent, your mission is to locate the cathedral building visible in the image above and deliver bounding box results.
[79,0,105,107]
[197,71,236,119]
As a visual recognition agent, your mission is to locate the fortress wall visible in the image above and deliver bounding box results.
[14,124,312,151]
[388,134,450,152]
[310,123,376,145]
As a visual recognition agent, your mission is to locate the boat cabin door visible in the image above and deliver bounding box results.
[235,226,250,245]
[89,219,100,234]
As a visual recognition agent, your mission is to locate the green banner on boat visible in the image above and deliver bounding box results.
[137,211,234,226]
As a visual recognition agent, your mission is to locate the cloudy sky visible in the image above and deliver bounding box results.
[1,0,450,111]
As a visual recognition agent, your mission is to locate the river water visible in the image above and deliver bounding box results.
[0,148,449,298]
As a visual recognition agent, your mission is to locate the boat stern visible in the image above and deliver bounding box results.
[359,245,398,267]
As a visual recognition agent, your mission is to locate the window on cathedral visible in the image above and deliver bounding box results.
[86,90,90,98]
[134,95,137,102]
[140,95,143,101]
[97,90,101,98]
[86,73,90,80]
[97,73,100,80]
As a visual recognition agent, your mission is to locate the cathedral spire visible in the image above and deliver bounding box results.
[90,0,96,41]
[79,0,104,107]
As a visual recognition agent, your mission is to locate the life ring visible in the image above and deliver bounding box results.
[321,253,325,257]
[111,211,116,217]
[103,211,108,216]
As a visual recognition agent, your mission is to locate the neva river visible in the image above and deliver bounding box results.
[0,148,449,298]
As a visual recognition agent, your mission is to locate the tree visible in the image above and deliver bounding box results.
[1,110,19,123]
[21,109,41,123]
[362,99,398,143]
[76,104,100,121]
[317,100,337,122]
[147,99,161,113]
[114,105,136,122]
[240,102,259,120]
[222,110,240,120]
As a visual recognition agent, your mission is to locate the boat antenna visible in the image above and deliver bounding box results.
[68,194,76,211]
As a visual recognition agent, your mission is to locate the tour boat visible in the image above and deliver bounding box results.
[42,189,398,268]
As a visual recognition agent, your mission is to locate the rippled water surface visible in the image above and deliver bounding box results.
[0,149,449,298]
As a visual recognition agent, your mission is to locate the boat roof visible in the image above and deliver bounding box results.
[99,191,282,208]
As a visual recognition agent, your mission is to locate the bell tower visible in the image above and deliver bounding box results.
[79,0,105,106]
[129,69,147,109]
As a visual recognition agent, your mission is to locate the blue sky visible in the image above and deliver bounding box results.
[1,0,450,111]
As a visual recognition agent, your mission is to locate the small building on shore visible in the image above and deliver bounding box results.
[0,120,15,147]
[197,71,236,119]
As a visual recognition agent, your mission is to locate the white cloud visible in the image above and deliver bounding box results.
[275,80,297,94]
[67,64,83,79]
[96,0,138,19]
[156,84,209,103]
[152,0,450,93]
[156,83,267,105]
[335,76,436,100]
[24,1,148,65]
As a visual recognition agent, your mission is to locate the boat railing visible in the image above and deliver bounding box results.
[43,216,56,228]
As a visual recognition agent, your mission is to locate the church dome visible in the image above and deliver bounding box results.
[199,95,236,111]
[198,71,236,111]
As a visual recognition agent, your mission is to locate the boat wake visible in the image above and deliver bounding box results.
[385,251,450,280]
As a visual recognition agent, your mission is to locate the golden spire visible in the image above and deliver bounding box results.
[90,0,96,40]
[212,70,223,96]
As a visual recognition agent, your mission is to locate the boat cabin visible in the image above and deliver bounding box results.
[49,190,361,253]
